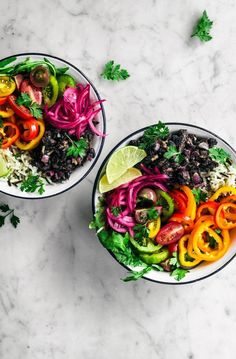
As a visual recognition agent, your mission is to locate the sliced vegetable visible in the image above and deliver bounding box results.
[8,95,33,120]
[196,201,219,219]
[181,185,196,220]
[148,217,161,238]
[18,119,39,142]
[156,190,174,220]
[42,75,59,107]
[155,222,184,245]
[169,213,194,233]
[0,76,16,97]
[0,105,14,118]
[138,187,157,203]
[20,79,42,105]
[178,235,201,269]
[15,118,45,150]
[170,189,187,213]
[0,97,7,105]
[129,235,162,254]
[57,74,76,97]
[30,65,50,88]
[215,203,236,229]
[209,186,236,202]
[0,122,20,149]
[139,247,169,264]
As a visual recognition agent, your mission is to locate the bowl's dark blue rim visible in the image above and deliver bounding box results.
[0,52,106,200]
[92,122,236,285]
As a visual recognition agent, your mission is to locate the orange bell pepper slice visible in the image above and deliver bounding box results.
[210,186,236,202]
[215,202,236,229]
[180,185,196,221]
[178,234,201,268]
[196,201,219,219]
[0,122,20,149]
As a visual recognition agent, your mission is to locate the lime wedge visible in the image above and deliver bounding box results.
[106,146,146,184]
[99,168,142,193]
[0,155,9,178]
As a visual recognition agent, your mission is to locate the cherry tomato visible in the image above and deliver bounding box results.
[18,119,39,142]
[168,242,178,254]
[138,188,157,203]
[21,79,42,105]
[0,76,16,97]
[8,95,33,120]
[155,222,184,245]
[30,66,50,88]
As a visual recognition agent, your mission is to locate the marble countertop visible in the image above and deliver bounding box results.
[1,0,236,358]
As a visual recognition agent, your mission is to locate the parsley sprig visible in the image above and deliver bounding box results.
[170,252,189,281]
[66,134,88,158]
[209,147,231,165]
[101,60,130,81]
[16,93,42,119]
[164,145,184,163]
[138,121,169,150]
[191,10,213,42]
[111,206,122,217]
[0,203,20,228]
[20,174,45,195]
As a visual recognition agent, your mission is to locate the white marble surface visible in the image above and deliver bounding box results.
[1,0,236,358]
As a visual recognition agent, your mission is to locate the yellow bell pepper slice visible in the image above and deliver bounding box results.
[178,234,201,268]
[209,186,236,202]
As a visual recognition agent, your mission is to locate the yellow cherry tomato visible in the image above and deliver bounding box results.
[0,76,16,97]
[148,217,161,239]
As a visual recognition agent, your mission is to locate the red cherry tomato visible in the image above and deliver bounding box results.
[21,79,42,105]
[155,222,184,245]
[17,119,39,142]
[8,95,33,120]
[168,242,178,254]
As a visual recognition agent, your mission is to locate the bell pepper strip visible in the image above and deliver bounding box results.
[215,203,236,229]
[180,185,196,220]
[189,220,230,261]
[129,236,162,254]
[139,247,169,264]
[17,119,39,142]
[169,213,194,233]
[15,118,45,150]
[7,115,16,124]
[8,95,34,120]
[156,190,174,220]
[0,122,20,149]
[178,235,201,268]
[209,186,236,202]
[194,215,215,227]
[221,195,236,204]
[0,105,14,118]
[170,190,187,213]
[0,97,7,105]
[196,201,219,219]
[148,217,161,239]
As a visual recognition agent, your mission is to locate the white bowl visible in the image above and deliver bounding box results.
[92,123,236,284]
[0,53,106,199]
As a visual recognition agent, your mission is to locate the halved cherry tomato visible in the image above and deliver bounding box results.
[0,97,7,105]
[17,119,39,142]
[196,201,219,219]
[8,95,33,120]
[155,222,184,245]
[21,79,42,105]
[0,122,20,149]
[169,213,194,233]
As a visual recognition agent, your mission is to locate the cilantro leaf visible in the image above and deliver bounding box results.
[133,224,150,243]
[191,10,213,42]
[164,145,184,163]
[209,147,231,165]
[192,188,208,205]
[101,60,130,81]
[111,206,122,217]
[20,174,45,195]
[10,214,20,228]
[122,266,152,282]
[215,228,221,235]
[29,103,42,119]
[171,268,188,281]
[138,121,169,150]
[67,138,88,158]
[169,251,180,267]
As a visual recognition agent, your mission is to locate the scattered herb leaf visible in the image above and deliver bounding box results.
[122,266,152,282]
[147,207,159,220]
[20,174,45,195]
[138,121,169,150]
[16,93,42,119]
[101,60,130,81]
[209,147,231,165]
[164,145,184,163]
[0,203,20,228]
[171,268,189,281]
[191,10,213,42]
[66,136,88,158]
